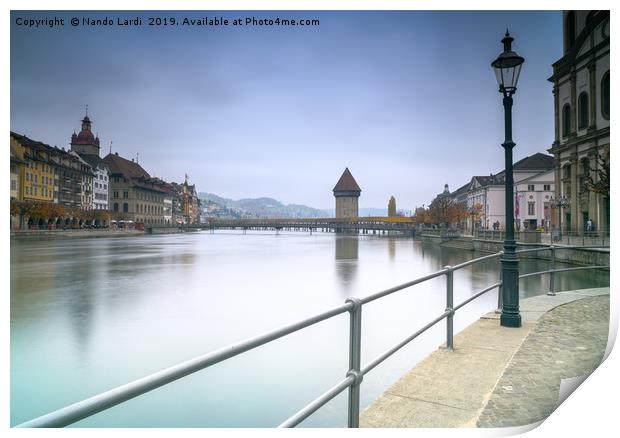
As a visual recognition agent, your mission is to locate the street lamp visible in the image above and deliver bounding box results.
[491,30,525,328]
[550,195,570,235]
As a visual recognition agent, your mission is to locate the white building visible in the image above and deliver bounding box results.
[514,169,555,231]
[548,11,610,232]
[464,153,555,231]
[80,155,110,210]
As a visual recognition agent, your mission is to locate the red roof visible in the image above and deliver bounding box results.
[333,168,361,192]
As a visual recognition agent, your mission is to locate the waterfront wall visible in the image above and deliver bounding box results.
[421,234,609,267]
[10,229,145,239]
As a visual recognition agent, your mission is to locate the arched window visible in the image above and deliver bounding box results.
[601,71,610,119]
[565,12,576,50]
[578,92,589,129]
[123,203,129,213]
[562,104,571,137]
[113,202,119,212]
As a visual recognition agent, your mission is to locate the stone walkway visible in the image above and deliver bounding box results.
[476,295,609,427]
[360,288,610,428]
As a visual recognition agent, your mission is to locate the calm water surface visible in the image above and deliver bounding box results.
[10,231,609,427]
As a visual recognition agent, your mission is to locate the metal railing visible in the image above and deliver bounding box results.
[15,245,609,428]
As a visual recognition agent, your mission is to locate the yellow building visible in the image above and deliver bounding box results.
[11,133,56,203]
[10,139,25,200]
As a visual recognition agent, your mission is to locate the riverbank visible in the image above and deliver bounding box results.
[10,229,145,239]
[360,287,610,428]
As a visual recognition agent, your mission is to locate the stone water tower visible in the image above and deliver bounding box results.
[333,168,361,218]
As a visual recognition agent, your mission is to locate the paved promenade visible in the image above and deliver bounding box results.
[360,288,610,428]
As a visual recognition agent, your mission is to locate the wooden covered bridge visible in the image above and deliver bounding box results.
[146,217,417,235]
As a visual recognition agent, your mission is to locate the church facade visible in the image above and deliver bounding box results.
[548,11,610,233]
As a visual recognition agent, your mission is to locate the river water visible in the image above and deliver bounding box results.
[10,231,609,427]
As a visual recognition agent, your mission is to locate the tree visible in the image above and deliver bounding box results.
[412,206,430,226]
[388,196,396,217]
[584,153,610,198]
[429,196,456,227]
[468,202,484,233]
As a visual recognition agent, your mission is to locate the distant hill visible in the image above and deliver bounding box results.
[199,193,330,218]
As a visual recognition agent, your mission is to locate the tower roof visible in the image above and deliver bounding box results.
[333,168,361,192]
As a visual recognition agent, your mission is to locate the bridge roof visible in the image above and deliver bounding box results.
[333,168,361,192]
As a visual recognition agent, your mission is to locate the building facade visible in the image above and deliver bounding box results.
[333,168,361,219]
[448,153,555,231]
[104,152,166,224]
[11,133,58,204]
[55,149,94,209]
[548,10,610,232]
[514,169,555,231]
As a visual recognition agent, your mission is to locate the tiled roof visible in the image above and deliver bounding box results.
[103,153,150,179]
[451,182,470,196]
[333,168,361,192]
[11,131,54,152]
[472,174,504,187]
[513,153,555,171]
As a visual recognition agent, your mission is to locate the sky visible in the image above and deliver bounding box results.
[10,10,563,210]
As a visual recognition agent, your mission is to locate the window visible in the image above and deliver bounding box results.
[562,104,571,137]
[578,92,589,129]
[113,191,119,198]
[113,202,119,212]
[123,203,129,213]
[527,184,535,191]
[544,184,551,191]
[601,71,610,119]
[581,158,590,176]
[123,191,129,199]
[528,202,535,216]
[563,163,572,179]
[11,180,16,190]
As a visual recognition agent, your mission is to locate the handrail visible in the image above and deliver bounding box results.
[15,244,609,428]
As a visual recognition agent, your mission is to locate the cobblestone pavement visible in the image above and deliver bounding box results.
[476,295,609,427]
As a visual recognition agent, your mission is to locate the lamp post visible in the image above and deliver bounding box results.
[492,30,524,328]
[550,195,570,236]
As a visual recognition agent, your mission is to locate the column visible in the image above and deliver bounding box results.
[570,152,579,233]
[588,61,597,131]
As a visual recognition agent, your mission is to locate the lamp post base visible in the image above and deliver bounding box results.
[500,312,522,327]
[500,243,521,328]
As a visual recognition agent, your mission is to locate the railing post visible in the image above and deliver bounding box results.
[345,298,363,428]
[444,266,454,351]
[547,245,556,296]
[496,251,504,313]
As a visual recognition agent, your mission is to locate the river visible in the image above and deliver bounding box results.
[10,231,609,427]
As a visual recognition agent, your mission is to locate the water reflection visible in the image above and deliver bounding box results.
[388,238,396,262]
[334,236,359,290]
[10,233,608,427]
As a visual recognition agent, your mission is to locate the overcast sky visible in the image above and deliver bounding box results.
[11,10,562,210]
